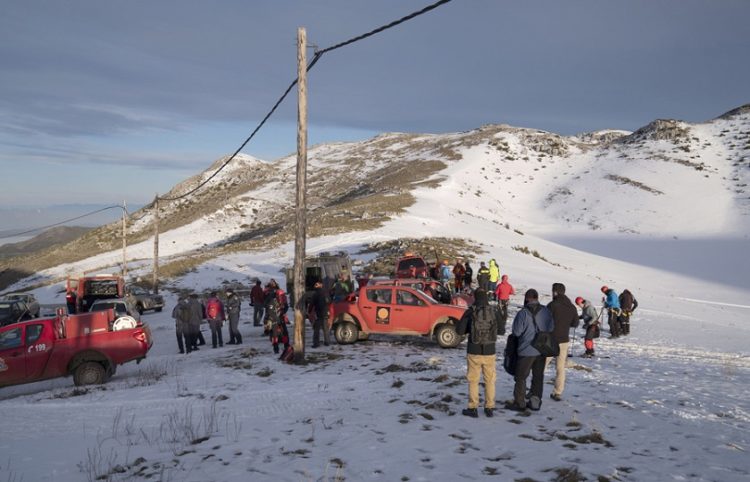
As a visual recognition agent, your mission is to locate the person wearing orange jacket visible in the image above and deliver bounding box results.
[495,274,515,323]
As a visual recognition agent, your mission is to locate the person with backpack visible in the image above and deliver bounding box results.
[205,291,225,348]
[476,262,490,292]
[172,296,191,354]
[618,289,638,336]
[575,297,599,357]
[545,283,579,401]
[310,280,331,348]
[250,280,265,327]
[225,289,242,345]
[186,293,204,351]
[488,259,500,300]
[452,260,466,293]
[455,288,504,418]
[505,289,554,412]
[601,286,622,338]
[463,261,473,290]
[495,274,515,324]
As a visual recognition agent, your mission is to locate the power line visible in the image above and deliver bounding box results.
[158,0,454,203]
[4,0,456,234]
[0,205,127,240]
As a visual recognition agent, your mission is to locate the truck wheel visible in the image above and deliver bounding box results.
[334,322,359,344]
[436,324,460,348]
[73,362,107,386]
[155,307,163,312]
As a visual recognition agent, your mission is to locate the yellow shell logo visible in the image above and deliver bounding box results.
[377,308,389,319]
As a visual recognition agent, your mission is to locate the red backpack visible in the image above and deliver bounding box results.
[206,299,222,319]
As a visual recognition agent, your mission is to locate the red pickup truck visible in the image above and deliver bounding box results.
[331,285,466,348]
[0,309,152,388]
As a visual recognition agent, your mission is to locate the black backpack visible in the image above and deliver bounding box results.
[470,305,497,345]
[619,290,635,311]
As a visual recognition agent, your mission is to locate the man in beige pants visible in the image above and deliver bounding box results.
[455,289,503,417]
[545,283,579,401]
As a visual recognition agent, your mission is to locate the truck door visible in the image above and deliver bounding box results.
[0,326,26,386]
[24,323,53,379]
[361,288,394,332]
[391,289,431,334]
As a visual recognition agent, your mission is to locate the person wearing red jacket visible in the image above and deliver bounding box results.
[495,274,515,323]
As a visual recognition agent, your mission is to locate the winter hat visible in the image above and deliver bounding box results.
[552,283,566,295]
[601,285,608,293]
[501,275,508,281]
[575,296,584,305]
[473,288,489,307]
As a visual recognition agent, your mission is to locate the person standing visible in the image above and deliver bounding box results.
[545,283,579,402]
[601,286,622,338]
[186,293,204,351]
[172,297,191,354]
[575,297,599,357]
[455,289,502,417]
[463,261,473,290]
[205,291,225,348]
[488,259,500,300]
[506,289,554,412]
[452,260,466,293]
[618,289,638,336]
[476,262,490,292]
[225,289,242,345]
[440,260,452,289]
[310,281,331,347]
[495,274,515,324]
[332,274,352,302]
[250,280,265,327]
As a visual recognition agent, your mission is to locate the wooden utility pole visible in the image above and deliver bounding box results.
[293,26,308,363]
[122,200,128,280]
[152,195,159,294]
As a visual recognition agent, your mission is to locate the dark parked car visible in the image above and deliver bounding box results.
[3,293,40,318]
[126,286,164,314]
[89,298,141,322]
[0,300,33,327]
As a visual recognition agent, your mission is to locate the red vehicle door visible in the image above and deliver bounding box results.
[24,322,54,379]
[360,287,395,332]
[390,288,431,334]
[0,325,27,386]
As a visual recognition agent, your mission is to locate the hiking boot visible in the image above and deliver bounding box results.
[461,408,479,418]
[504,401,527,412]
[550,393,562,402]
[226,341,235,345]
[528,395,542,411]
[484,408,494,418]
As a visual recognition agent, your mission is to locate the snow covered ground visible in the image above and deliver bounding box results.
[1,287,748,482]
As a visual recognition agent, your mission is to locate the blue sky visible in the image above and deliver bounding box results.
[1,0,748,220]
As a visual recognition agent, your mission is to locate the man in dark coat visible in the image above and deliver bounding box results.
[310,281,331,347]
[506,289,554,412]
[618,289,638,335]
[545,283,579,401]
[250,280,265,327]
[186,293,204,351]
[455,289,503,417]
[225,289,242,345]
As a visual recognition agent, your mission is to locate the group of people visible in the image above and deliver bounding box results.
[172,275,343,357]
[456,281,637,417]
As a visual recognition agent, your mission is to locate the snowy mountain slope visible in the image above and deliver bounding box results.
[2,105,748,294]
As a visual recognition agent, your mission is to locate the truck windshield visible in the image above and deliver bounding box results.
[84,280,119,296]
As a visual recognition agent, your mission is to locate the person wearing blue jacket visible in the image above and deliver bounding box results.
[506,289,554,412]
[601,286,622,338]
